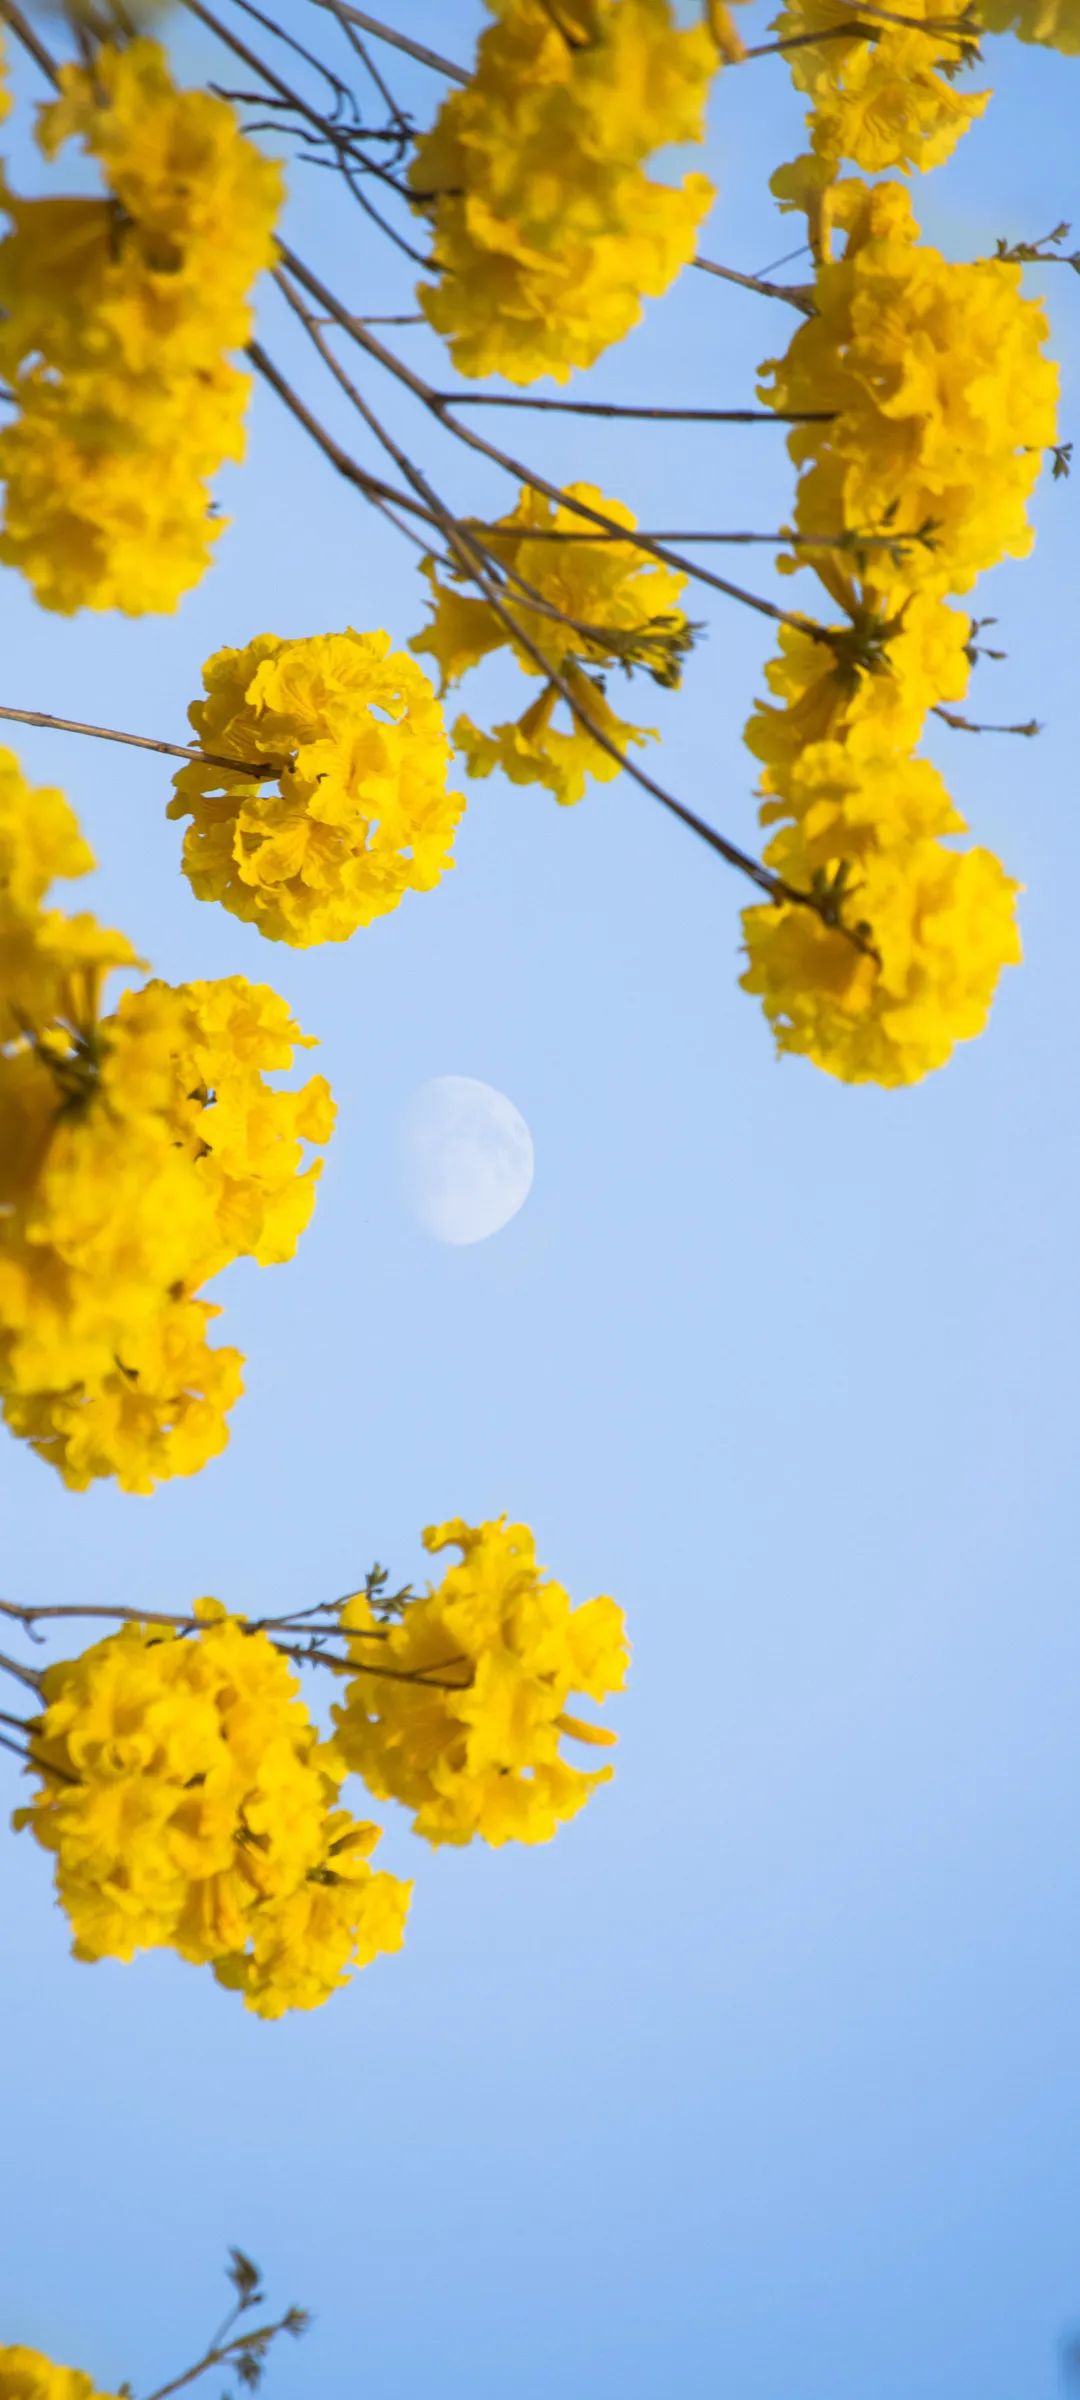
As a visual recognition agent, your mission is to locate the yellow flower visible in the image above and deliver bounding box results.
[0,43,282,613]
[742,839,1022,1085]
[761,742,963,876]
[332,1517,629,1847]
[0,779,334,1490]
[0,747,138,1040]
[761,179,1058,599]
[0,2352,119,2400]
[212,1812,411,2018]
[412,482,691,803]
[168,631,464,945]
[409,0,716,382]
[771,0,987,173]
[15,1613,407,2012]
[4,1298,244,1496]
[453,681,644,809]
[747,588,972,812]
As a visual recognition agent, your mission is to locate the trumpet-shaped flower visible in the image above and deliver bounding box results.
[742,835,1021,1085]
[761,180,1058,599]
[332,1517,629,1847]
[771,0,987,173]
[0,43,282,612]
[0,772,333,1489]
[746,589,972,813]
[168,631,464,945]
[412,482,691,804]
[409,0,717,382]
[16,1610,409,2013]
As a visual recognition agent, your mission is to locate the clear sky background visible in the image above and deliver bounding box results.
[3,5,1080,2395]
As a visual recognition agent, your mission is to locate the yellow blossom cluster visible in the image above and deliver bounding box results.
[738,596,1021,1081]
[0,2352,117,2400]
[412,482,691,807]
[168,630,464,945]
[16,1607,410,2016]
[332,1517,629,1847]
[0,752,333,1489]
[771,0,987,175]
[761,180,1058,598]
[408,0,718,383]
[735,171,1054,1082]
[0,41,282,613]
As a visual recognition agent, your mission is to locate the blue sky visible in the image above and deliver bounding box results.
[3,6,1080,2396]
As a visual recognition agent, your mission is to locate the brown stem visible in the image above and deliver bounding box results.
[933,706,1042,736]
[301,0,469,81]
[141,2319,298,2400]
[276,243,833,647]
[0,1646,44,1697]
[271,271,793,903]
[0,0,61,84]
[429,393,832,422]
[743,6,976,54]
[693,255,814,313]
[0,704,278,780]
[247,340,442,537]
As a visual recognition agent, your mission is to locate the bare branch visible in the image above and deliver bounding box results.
[428,392,832,422]
[0,704,281,779]
[302,0,469,82]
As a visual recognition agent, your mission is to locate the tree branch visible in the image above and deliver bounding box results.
[0,704,280,779]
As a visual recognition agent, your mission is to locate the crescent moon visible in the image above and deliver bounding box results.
[398,1075,535,1245]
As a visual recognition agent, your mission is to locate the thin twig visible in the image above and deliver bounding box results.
[276,244,833,646]
[742,5,977,55]
[0,704,279,780]
[271,274,813,912]
[141,2318,300,2400]
[0,1646,44,1697]
[429,393,832,422]
[693,255,814,312]
[0,1729,79,1785]
[247,340,441,535]
[0,0,61,85]
[933,706,1043,736]
[302,0,469,81]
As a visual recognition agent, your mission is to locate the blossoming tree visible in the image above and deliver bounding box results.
[0,0,1075,2014]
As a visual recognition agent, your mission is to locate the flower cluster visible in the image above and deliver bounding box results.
[16,1607,410,2017]
[761,180,1057,599]
[0,753,333,1489]
[333,1517,629,1847]
[734,170,1054,1083]
[168,630,464,946]
[0,41,282,613]
[771,0,987,175]
[412,482,692,807]
[408,0,718,383]
[0,2353,117,2400]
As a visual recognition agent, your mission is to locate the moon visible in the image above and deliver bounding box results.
[398,1075,535,1245]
